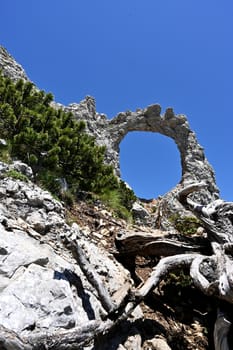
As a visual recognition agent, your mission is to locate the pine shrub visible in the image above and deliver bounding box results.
[0,71,136,215]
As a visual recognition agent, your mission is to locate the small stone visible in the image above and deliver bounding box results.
[6,179,19,194]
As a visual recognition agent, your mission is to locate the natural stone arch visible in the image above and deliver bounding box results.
[66,97,219,204]
[108,105,216,193]
[119,131,181,198]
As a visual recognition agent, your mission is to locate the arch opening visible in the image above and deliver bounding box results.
[119,132,181,199]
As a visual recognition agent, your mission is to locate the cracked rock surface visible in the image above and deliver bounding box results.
[0,163,132,341]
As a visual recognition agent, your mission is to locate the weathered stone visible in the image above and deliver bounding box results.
[123,333,142,350]
[132,202,150,224]
[6,178,20,194]
[0,46,29,82]
[63,98,218,210]
[26,210,48,234]
[0,168,132,341]
[0,161,9,175]
[145,336,172,350]
[10,161,33,179]
[0,264,79,333]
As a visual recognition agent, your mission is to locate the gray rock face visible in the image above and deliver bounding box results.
[0,46,29,82]
[0,164,131,339]
[10,161,34,179]
[132,202,150,224]
[65,98,218,208]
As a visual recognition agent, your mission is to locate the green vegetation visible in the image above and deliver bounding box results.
[169,213,201,235]
[98,180,136,221]
[0,71,136,216]
[168,269,193,288]
[0,139,11,163]
[6,169,29,182]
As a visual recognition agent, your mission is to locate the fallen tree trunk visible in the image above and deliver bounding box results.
[115,230,205,256]
[0,321,114,350]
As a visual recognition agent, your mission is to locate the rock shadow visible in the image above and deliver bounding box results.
[54,269,95,320]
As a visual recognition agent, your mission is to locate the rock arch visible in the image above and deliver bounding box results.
[66,98,218,203]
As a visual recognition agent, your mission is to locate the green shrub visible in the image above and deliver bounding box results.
[0,71,136,215]
[6,169,28,182]
[37,170,62,195]
[168,269,193,288]
[97,189,131,222]
[169,213,201,235]
[118,180,137,210]
[0,143,11,163]
[61,190,75,207]
[0,71,116,193]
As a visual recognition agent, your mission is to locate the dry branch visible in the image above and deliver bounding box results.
[134,253,200,298]
[0,325,32,350]
[190,255,218,295]
[25,320,113,350]
[63,233,117,313]
[115,231,204,257]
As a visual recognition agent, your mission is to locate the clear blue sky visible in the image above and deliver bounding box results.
[1,1,233,200]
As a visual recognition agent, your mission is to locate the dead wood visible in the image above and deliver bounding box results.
[134,253,200,298]
[115,230,205,257]
[63,232,117,314]
[25,320,113,350]
[0,325,32,350]
[114,182,233,348]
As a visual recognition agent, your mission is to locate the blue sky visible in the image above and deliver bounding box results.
[1,1,233,199]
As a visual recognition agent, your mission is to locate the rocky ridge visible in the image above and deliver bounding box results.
[0,47,28,82]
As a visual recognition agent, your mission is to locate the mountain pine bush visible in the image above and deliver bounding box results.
[0,71,135,216]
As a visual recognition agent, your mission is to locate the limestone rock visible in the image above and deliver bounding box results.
[145,337,172,350]
[65,96,218,208]
[0,169,132,341]
[132,202,150,224]
[10,161,33,179]
[0,46,29,82]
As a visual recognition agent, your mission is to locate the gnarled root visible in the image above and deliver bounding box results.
[134,253,200,298]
